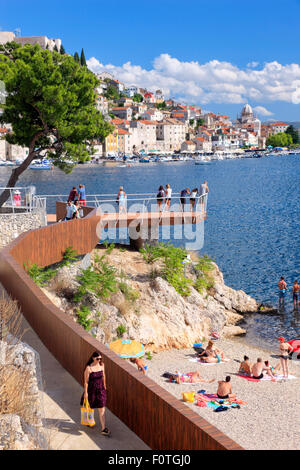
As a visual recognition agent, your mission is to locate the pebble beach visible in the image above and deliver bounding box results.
[141,338,300,450]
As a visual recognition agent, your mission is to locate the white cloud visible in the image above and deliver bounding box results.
[247,61,259,68]
[253,106,274,116]
[87,54,300,106]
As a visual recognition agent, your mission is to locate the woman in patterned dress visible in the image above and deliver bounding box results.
[81,351,110,436]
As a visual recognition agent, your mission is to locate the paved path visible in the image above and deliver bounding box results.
[1,285,149,450]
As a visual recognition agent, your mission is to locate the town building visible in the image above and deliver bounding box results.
[0,31,61,51]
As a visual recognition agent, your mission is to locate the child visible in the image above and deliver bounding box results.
[130,357,147,374]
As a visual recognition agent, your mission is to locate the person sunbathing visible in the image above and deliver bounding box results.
[170,371,215,384]
[198,340,225,361]
[238,356,252,376]
[264,360,281,378]
[217,376,236,400]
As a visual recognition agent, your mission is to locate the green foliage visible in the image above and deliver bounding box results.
[104,85,120,100]
[60,44,66,55]
[25,263,57,287]
[141,243,192,296]
[77,305,93,331]
[103,241,115,254]
[193,255,215,294]
[132,93,143,103]
[146,351,153,360]
[0,42,113,205]
[156,101,167,109]
[61,246,79,267]
[116,324,127,338]
[266,132,293,148]
[196,118,205,127]
[74,51,80,62]
[285,125,299,144]
[75,254,118,302]
[80,48,87,67]
[119,281,140,303]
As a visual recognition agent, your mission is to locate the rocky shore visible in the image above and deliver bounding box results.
[42,245,260,351]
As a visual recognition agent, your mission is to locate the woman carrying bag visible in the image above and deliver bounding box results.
[80,351,110,436]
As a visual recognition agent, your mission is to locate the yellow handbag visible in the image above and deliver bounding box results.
[81,399,96,427]
[182,392,195,403]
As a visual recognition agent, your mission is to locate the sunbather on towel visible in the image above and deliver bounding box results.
[217,376,236,400]
[170,371,215,384]
[198,340,225,361]
[264,360,281,378]
[238,356,252,376]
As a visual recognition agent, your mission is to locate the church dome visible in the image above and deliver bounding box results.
[242,103,253,115]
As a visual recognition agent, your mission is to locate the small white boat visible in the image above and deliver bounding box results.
[29,159,53,170]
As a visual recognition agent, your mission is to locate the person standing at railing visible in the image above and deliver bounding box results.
[190,188,198,212]
[180,187,190,212]
[116,186,127,213]
[78,184,86,206]
[68,186,78,203]
[156,185,165,213]
[165,184,172,210]
[199,181,209,214]
[13,190,21,206]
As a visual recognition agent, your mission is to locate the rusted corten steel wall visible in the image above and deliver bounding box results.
[0,206,243,450]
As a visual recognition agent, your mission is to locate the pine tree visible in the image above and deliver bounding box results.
[53,44,58,52]
[74,52,80,63]
[285,125,299,144]
[60,44,66,55]
[80,48,87,67]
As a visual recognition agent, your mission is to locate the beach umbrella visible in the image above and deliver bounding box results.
[108,338,145,358]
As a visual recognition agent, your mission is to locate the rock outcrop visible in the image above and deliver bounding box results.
[43,248,259,352]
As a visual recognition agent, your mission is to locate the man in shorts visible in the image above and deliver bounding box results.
[217,376,236,399]
[278,276,287,308]
[180,188,190,212]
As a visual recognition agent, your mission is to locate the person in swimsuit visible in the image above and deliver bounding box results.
[238,356,252,376]
[251,358,265,379]
[81,351,110,436]
[278,337,293,378]
[170,371,215,384]
[130,357,147,374]
[198,341,226,363]
[278,276,287,308]
[217,376,236,400]
[292,280,300,310]
[264,360,281,378]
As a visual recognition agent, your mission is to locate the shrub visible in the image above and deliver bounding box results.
[77,305,93,331]
[25,263,57,287]
[119,281,140,303]
[61,246,79,266]
[193,255,215,294]
[116,324,127,338]
[75,254,117,302]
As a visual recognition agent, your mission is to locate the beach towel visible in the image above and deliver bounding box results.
[237,373,297,382]
[189,358,230,365]
[196,392,248,406]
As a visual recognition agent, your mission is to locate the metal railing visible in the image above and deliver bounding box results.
[41,192,208,214]
[0,187,46,215]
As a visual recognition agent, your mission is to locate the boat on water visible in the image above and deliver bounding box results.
[29,159,53,170]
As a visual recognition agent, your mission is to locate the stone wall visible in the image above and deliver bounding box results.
[0,210,47,249]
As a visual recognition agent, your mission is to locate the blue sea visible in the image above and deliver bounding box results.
[1,154,299,349]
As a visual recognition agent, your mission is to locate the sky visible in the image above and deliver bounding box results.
[2,0,300,121]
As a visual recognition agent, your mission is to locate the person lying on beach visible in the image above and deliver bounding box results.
[217,376,236,400]
[238,356,252,376]
[170,371,215,384]
[130,357,146,374]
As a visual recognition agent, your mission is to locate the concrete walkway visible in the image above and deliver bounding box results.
[1,286,149,450]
